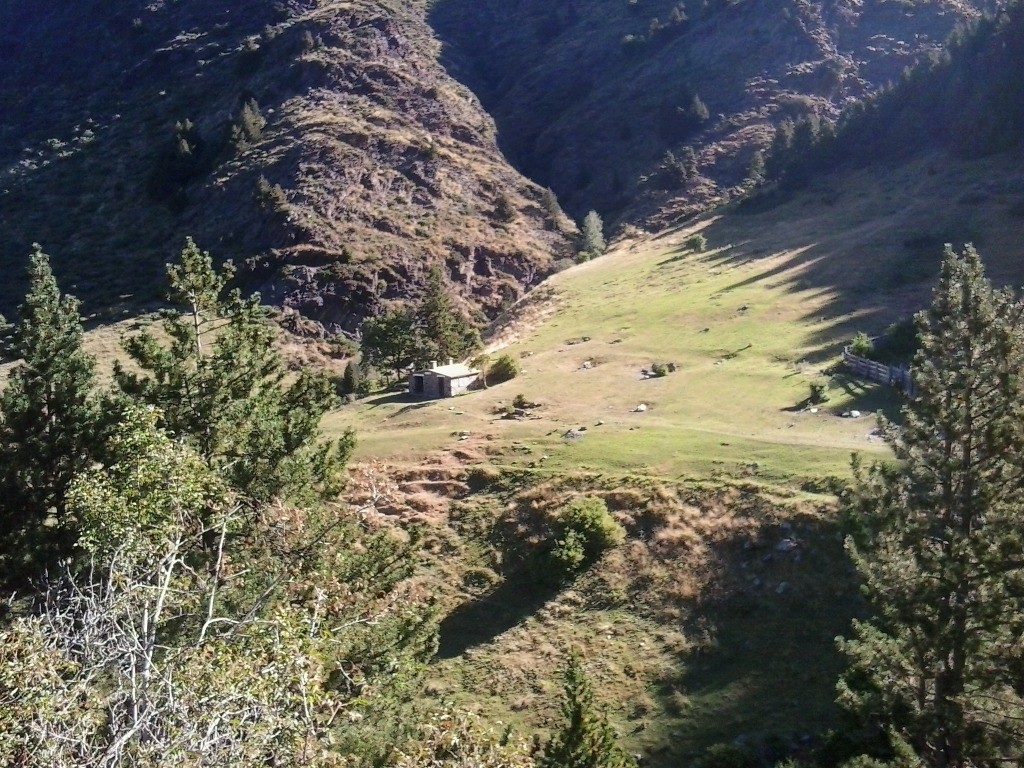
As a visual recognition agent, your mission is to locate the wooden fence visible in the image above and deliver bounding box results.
[842,347,916,397]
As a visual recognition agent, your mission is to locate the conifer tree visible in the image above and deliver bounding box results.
[361,307,419,385]
[839,244,1024,767]
[415,265,480,365]
[340,359,360,396]
[579,211,607,260]
[539,652,637,768]
[115,238,352,506]
[0,246,98,572]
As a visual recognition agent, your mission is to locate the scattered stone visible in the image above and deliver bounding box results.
[776,581,790,594]
[581,360,593,370]
[595,420,605,426]
[841,409,863,418]
[562,429,586,442]
[633,403,648,412]
[809,407,818,414]
[776,538,798,552]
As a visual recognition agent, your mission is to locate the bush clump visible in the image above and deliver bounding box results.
[849,331,874,358]
[809,380,830,404]
[545,497,625,582]
[684,233,707,253]
[489,354,521,383]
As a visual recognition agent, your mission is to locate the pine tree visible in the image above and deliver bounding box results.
[0,247,98,573]
[115,238,352,506]
[838,245,1024,768]
[539,652,637,768]
[415,266,480,365]
[361,307,419,385]
[579,211,607,260]
[340,359,360,396]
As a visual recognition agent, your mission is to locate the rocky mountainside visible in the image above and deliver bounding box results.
[0,0,1011,331]
[432,0,1002,227]
[0,0,574,332]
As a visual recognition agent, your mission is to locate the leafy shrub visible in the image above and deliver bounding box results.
[850,331,874,358]
[684,233,707,252]
[651,362,668,377]
[512,393,528,409]
[489,354,520,384]
[552,497,625,567]
[538,497,626,584]
[549,529,588,576]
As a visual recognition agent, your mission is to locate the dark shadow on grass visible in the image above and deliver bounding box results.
[435,570,561,659]
[828,373,904,424]
[362,390,424,409]
[649,515,866,762]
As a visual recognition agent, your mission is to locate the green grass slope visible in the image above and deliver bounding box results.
[329,221,897,488]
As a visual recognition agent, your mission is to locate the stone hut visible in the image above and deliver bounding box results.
[408,359,480,399]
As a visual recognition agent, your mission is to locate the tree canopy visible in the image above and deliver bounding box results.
[115,238,353,506]
[0,246,99,576]
[839,244,1024,767]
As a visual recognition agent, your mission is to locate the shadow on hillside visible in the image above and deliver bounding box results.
[363,391,428,411]
[649,516,865,761]
[436,572,559,659]
[667,174,1002,342]
[827,373,904,423]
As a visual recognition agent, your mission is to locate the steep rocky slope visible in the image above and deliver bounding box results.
[432,0,1002,227]
[0,0,574,331]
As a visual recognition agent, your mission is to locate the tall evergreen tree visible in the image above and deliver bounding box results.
[539,652,637,768]
[0,247,98,573]
[839,245,1024,767]
[340,359,360,397]
[579,211,607,260]
[115,238,353,506]
[415,266,480,365]
[361,307,419,385]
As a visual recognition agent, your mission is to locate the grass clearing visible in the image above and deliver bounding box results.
[329,220,901,487]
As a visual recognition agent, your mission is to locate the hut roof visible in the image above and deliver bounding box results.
[425,362,478,378]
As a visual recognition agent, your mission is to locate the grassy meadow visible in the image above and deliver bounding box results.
[320,205,937,763]
[328,218,902,488]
